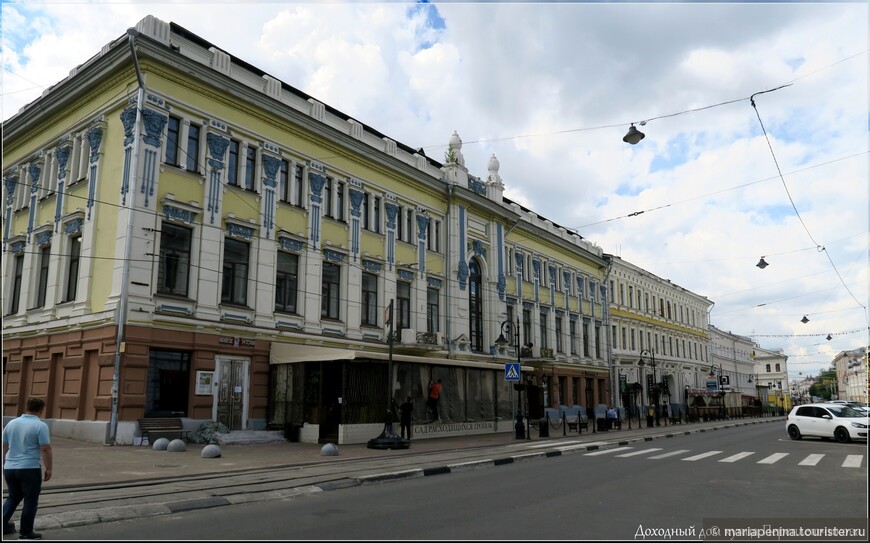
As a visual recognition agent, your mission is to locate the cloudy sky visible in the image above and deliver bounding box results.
[2,1,867,382]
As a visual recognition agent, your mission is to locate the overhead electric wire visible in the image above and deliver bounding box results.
[750,90,867,317]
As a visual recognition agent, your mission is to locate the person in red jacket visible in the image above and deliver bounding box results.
[427,379,443,423]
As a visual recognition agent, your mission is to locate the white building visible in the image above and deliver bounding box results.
[606,255,713,419]
[834,348,868,402]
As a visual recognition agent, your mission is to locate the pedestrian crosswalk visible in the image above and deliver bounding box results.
[578,446,865,468]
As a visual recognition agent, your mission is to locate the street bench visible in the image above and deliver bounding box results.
[562,406,589,432]
[138,417,189,444]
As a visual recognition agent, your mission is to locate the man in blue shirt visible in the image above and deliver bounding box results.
[2,398,52,540]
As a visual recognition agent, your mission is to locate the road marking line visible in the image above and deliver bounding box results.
[557,443,607,451]
[798,454,825,466]
[842,455,863,468]
[616,448,662,457]
[584,447,633,456]
[757,453,789,464]
[648,449,690,459]
[719,452,755,463]
[682,451,723,461]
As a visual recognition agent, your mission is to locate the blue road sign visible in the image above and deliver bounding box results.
[505,363,521,382]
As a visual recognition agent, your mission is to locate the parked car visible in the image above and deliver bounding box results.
[786,403,869,443]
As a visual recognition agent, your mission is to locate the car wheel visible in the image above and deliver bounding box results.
[788,425,802,440]
[834,427,851,443]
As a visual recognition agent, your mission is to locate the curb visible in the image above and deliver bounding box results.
[34,418,784,531]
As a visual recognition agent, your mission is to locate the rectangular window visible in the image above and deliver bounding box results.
[595,325,602,358]
[775,363,781,372]
[362,193,370,230]
[185,124,200,172]
[244,146,256,190]
[373,197,381,234]
[427,287,440,333]
[628,286,633,308]
[517,256,524,282]
[361,272,378,326]
[324,177,333,218]
[275,252,298,313]
[630,329,636,351]
[165,116,181,166]
[336,181,345,221]
[64,236,81,303]
[397,281,411,330]
[611,324,617,350]
[569,319,577,355]
[294,164,304,206]
[522,308,532,346]
[157,223,192,297]
[539,312,548,349]
[405,209,413,243]
[555,316,563,353]
[221,238,249,306]
[506,305,516,344]
[583,321,591,356]
[434,220,441,252]
[766,364,771,373]
[35,245,50,308]
[321,262,340,320]
[9,254,24,314]
[279,159,290,202]
[396,207,404,241]
[227,140,240,186]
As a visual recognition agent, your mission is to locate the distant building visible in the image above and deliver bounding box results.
[834,348,868,402]
[709,326,758,416]
[751,346,790,413]
[606,255,713,418]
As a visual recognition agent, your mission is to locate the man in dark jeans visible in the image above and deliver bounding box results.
[2,398,53,540]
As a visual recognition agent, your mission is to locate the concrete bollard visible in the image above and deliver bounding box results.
[152,438,170,451]
[167,439,186,452]
[201,444,221,458]
[320,443,339,456]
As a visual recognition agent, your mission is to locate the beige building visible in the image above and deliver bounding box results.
[834,348,868,402]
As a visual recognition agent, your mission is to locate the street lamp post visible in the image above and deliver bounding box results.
[496,320,527,440]
[638,349,659,427]
[709,364,725,420]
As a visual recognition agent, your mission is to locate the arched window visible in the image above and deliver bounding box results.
[469,258,483,352]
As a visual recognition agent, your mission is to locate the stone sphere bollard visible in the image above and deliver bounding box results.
[320,443,339,456]
[152,437,170,451]
[201,444,222,458]
[167,439,187,452]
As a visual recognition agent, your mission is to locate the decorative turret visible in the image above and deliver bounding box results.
[486,153,505,202]
[442,131,468,188]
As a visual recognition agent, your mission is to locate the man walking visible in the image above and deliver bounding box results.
[3,398,52,540]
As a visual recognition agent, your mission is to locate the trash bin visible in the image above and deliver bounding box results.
[284,423,301,442]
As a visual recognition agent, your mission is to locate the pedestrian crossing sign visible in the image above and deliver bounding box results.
[505,363,521,382]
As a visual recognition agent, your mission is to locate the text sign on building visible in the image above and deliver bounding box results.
[505,363,521,382]
[219,336,255,347]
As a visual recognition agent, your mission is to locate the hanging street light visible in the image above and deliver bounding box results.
[756,257,769,269]
[623,123,645,145]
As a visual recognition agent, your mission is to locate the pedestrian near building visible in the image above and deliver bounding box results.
[398,396,414,440]
[3,398,53,540]
[607,406,619,430]
[427,379,443,423]
[646,403,655,428]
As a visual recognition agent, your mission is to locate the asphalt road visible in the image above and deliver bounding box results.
[46,423,867,540]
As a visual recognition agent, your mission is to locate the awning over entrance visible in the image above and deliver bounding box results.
[270,343,356,364]
[269,342,527,371]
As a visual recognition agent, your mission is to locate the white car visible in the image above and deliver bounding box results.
[786,403,869,443]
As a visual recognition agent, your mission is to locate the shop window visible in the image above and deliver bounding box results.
[145,350,190,418]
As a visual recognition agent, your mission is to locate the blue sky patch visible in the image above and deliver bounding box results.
[649,132,698,173]
[410,0,446,51]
